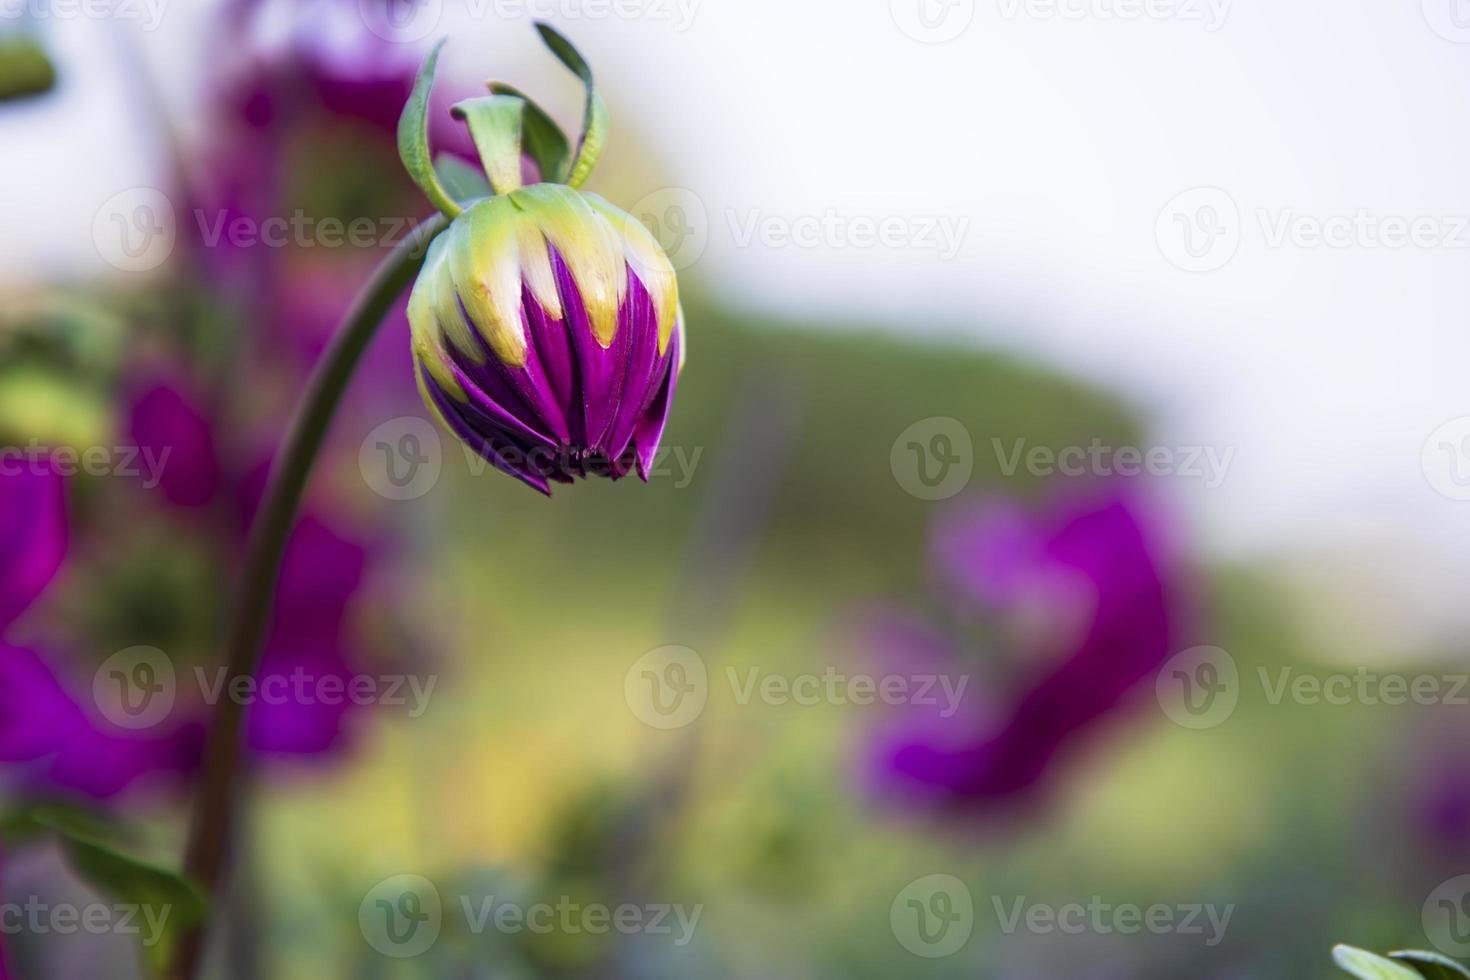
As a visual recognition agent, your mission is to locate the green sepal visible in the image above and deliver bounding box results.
[489,81,571,184]
[435,153,494,204]
[398,38,463,220]
[451,95,526,195]
[1334,945,1428,979]
[1390,950,1470,979]
[534,23,608,188]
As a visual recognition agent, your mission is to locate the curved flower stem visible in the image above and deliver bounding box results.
[170,213,447,980]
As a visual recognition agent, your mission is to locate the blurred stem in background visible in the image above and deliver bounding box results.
[170,213,447,980]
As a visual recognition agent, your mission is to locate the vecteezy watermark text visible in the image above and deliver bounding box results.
[93,647,437,730]
[0,898,172,947]
[991,895,1233,946]
[1156,646,1470,730]
[358,875,701,958]
[625,646,971,729]
[1157,187,1470,272]
[357,415,704,501]
[993,437,1234,488]
[1,0,168,30]
[725,209,970,260]
[1,441,170,488]
[995,0,1230,30]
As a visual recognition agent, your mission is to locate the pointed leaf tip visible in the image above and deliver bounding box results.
[1333,945,1426,979]
[399,37,463,220]
[532,23,607,187]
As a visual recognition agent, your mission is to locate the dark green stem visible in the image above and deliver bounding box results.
[170,213,446,979]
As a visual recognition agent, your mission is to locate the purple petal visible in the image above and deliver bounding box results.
[602,270,663,464]
[879,488,1179,808]
[0,464,67,633]
[0,643,201,801]
[0,644,77,762]
[632,328,681,480]
[555,248,631,453]
[127,379,222,508]
[420,365,553,495]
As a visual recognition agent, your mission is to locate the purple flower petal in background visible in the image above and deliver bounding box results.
[0,644,75,764]
[0,464,66,633]
[874,486,1183,810]
[127,377,222,509]
[247,514,369,756]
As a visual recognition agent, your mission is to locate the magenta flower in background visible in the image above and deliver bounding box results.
[868,486,1183,811]
[0,460,66,632]
[0,459,201,799]
[0,462,75,767]
[0,374,386,802]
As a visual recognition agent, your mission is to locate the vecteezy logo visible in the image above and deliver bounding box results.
[359,416,443,500]
[890,0,976,43]
[92,188,176,273]
[1424,0,1470,42]
[1156,645,1239,729]
[890,417,973,500]
[1156,187,1241,272]
[624,645,708,729]
[1423,875,1470,956]
[1422,417,1470,501]
[624,187,709,272]
[360,874,442,958]
[358,0,442,43]
[92,647,176,730]
[890,874,974,958]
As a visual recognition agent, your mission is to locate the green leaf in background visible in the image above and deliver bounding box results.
[0,34,56,102]
[533,22,607,188]
[1390,950,1470,979]
[2,806,205,977]
[1335,945,1442,979]
[397,37,462,220]
[434,153,493,205]
[488,81,570,183]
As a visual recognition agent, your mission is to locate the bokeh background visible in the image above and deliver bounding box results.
[3,1,1470,977]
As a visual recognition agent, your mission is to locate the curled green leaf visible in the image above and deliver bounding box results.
[451,95,527,195]
[489,81,571,183]
[533,22,608,188]
[398,38,462,220]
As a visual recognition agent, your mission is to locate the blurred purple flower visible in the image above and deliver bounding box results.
[0,376,385,801]
[0,462,71,763]
[0,462,199,798]
[0,461,66,631]
[870,487,1183,810]
[127,378,222,509]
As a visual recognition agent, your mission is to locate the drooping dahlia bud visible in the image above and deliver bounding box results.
[399,27,684,494]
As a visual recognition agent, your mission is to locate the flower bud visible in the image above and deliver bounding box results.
[399,28,685,494]
[409,184,683,493]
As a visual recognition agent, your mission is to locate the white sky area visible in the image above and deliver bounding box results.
[5,0,1470,650]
